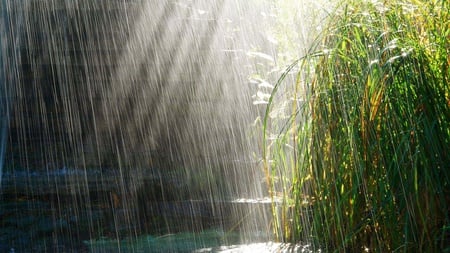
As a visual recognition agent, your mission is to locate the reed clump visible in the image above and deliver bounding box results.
[263,0,449,251]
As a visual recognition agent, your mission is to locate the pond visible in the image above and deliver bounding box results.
[1,169,316,252]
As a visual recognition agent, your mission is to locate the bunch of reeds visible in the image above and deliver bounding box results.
[263,0,449,251]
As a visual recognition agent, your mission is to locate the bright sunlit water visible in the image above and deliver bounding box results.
[0,0,329,252]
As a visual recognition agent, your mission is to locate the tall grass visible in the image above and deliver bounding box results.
[263,0,449,251]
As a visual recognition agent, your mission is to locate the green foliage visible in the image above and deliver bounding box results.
[263,0,450,251]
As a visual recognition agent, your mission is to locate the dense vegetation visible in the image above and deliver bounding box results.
[263,0,449,251]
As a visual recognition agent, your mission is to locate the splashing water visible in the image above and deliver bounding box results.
[0,0,329,252]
